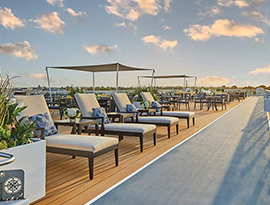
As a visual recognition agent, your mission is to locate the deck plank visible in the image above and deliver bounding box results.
[32,101,241,205]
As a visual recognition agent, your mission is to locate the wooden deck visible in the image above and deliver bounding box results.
[32,101,242,205]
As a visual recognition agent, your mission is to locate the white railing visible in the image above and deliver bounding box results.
[0,152,15,167]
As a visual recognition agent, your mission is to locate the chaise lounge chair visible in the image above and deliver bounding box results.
[112,93,179,139]
[141,92,196,128]
[74,93,157,152]
[15,95,119,180]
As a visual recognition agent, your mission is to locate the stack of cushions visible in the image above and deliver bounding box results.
[92,107,110,124]
[126,104,137,112]
[29,113,58,136]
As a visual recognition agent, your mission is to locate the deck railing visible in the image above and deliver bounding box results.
[0,152,15,167]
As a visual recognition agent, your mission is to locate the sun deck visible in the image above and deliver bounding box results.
[30,100,245,205]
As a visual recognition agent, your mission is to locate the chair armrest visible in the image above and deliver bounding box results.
[34,128,45,140]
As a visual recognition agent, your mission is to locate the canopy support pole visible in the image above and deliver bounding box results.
[45,67,52,103]
[93,72,95,93]
[151,69,155,89]
[116,62,119,93]
[194,77,197,93]
[183,77,186,99]
[137,77,141,87]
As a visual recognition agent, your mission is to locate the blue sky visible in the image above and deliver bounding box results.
[0,0,269,87]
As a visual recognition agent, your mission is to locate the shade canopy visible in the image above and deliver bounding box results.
[138,75,196,79]
[47,63,153,73]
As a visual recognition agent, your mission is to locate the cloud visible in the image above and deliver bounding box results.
[115,22,138,31]
[198,6,221,17]
[234,0,249,7]
[164,25,171,30]
[105,0,170,21]
[184,19,263,41]
[0,7,25,29]
[159,40,178,51]
[66,8,88,22]
[28,74,47,80]
[32,12,65,34]
[83,44,118,55]
[164,0,173,13]
[249,65,270,75]
[46,0,64,7]
[198,76,230,86]
[142,35,178,51]
[217,0,249,8]
[242,11,270,26]
[0,41,37,61]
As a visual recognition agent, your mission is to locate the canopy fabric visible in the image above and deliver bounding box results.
[47,63,153,73]
[139,75,196,79]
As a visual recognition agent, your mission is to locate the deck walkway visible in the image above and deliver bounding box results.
[91,97,270,205]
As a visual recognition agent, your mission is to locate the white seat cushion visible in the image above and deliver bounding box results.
[125,116,179,124]
[46,133,118,153]
[89,123,156,134]
[158,111,195,117]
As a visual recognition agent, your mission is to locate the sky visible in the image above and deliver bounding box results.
[0,0,270,88]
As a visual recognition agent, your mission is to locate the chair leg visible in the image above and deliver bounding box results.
[193,117,195,126]
[187,118,190,129]
[88,153,94,180]
[153,133,156,146]
[118,135,122,142]
[140,136,144,152]
[176,124,179,135]
[114,148,119,166]
[188,102,190,110]
[167,125,171,139]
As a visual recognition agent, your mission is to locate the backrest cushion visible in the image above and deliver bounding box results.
[141,92,155,102]
[15,95,50,120]
[75,93,100,117]
[29,113,58,136]
[113,93,131,112]
[126,104,137,112]
[152,101,161,108]
[92,107,110,124]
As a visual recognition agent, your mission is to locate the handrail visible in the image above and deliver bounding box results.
[0,152,15,167]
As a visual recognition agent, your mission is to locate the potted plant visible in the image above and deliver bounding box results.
[140,100,151,109]
[0,76,46,203]
[63,108,80,122]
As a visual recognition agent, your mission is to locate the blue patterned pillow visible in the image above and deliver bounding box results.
[126,104,137,112]
[152,101,161,108]
[92,107,110,124]
[29,113,58,137]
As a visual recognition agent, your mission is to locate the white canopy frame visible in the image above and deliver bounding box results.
[45,62,155,102]
[138,75,198,98]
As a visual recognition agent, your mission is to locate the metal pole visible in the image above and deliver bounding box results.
[151,69,155,89]
[116,62,119,93]
[137,76,141,87]
[194,77,197,93]
[93,72,95,93]
[183,77,186,99]
[45,67,53,103]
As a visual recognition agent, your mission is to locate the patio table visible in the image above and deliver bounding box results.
[54,118,99,135]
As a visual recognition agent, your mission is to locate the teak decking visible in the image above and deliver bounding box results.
[32,101,241,205]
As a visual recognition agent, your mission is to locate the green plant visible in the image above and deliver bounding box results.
[132,86,159,102]
[0,76,36,150]
[68,85,84,97]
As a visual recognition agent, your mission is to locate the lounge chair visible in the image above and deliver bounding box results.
[112,93,179,139]
[141,92,196,128]
[15,95,119,180]
[74,93,157,152]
